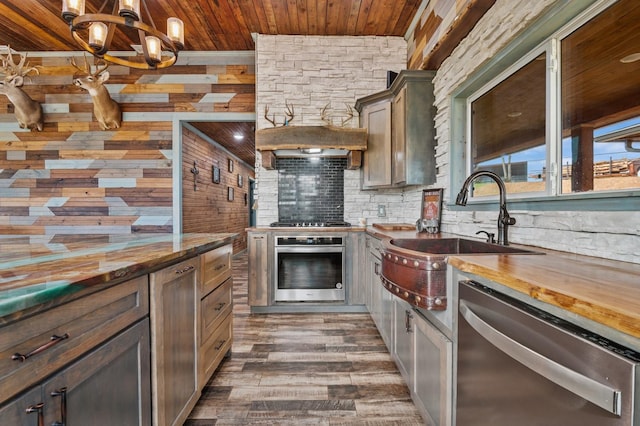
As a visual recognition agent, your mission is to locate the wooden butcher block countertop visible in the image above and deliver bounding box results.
[366,227,640,343]
[0,233,236,322]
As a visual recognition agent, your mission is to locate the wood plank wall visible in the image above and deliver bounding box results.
[0,53,255,237]
[407,0,496,70]
[182,127,253,253]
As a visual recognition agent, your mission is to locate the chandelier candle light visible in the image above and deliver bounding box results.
[61,0,184,69]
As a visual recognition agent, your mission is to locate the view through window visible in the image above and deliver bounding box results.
[469,0,640,198]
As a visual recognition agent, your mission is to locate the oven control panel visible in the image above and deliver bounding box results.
[276,236,344,246]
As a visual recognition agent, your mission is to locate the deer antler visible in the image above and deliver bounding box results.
[264,102,295,127]
[320,103,332,125]
[264,105,277,127]
[319,103,356,127]
[341,104,354,127]
[0,47,39,79]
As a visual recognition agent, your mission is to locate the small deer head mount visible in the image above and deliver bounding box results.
[0,47,43,131]
[71,55,121,130]
[320,103,356,128]
[264,102,294,127]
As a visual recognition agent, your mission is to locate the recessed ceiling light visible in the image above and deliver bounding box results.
[233,134,244,140]
[620,53,640,63]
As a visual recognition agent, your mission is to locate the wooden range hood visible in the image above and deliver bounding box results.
[255,125,367,170]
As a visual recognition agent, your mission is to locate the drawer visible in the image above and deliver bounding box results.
[199,313,232,386]
[0,275,148,403]
[200,245,232,296]
[200,277,232,345]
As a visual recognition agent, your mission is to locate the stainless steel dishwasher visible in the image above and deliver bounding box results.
[457,280,639,426]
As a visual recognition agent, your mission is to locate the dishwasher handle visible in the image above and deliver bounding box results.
[459,300,622,416]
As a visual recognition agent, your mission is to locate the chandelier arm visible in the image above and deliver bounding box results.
[140,0,157,30]
[71,14,178,70]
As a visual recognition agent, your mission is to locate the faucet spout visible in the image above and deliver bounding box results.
[455,170,516,245]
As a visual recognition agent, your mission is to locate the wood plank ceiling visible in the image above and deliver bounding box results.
[0,0,422,166]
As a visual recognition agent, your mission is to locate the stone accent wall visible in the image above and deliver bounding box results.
[427,0,640,263]
[254,35,408,226]
[182,126,254,253]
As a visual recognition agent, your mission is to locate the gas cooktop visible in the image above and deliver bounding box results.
[269,221,352,227]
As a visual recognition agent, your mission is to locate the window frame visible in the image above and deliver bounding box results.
[449,0,640,212]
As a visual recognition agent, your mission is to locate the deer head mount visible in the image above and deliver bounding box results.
[264,102,294,127]
[320,103,356,128]
[0,47,43,131]
[71,55,121,130]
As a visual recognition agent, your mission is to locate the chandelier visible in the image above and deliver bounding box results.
[61,0,184,70]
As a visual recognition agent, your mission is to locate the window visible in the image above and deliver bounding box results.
[465,0,640,202]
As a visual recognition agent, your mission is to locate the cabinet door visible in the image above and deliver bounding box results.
[414,313,452,426]
[361,100,392,188]
[150,258,199,426]
[248,232,269,306]
[393,298,414,390]
[347,232,365,305]
[392,86,407,185]
[42,319,151,426]
[0,387,43,426]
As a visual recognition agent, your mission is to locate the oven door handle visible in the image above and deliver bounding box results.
[276,246,344,253]
[459,300,622,415]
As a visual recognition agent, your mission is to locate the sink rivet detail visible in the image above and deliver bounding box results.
[402,258,407,265]
[432,262,440,269]
[403,291,409,298]
[413,261,419,267]
[435,297,442,305]
[416,296,421,303]
[394,256,399,262]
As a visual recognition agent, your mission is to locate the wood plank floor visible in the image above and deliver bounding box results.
[185,253,424,425]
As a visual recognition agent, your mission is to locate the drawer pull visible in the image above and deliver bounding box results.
[214,302,226,311]
[214,339,227,350]
[213,263,226,271]
[175,265,195,275]
[25,402,44,426]
[12,333,70,362]
[51,387,67,426]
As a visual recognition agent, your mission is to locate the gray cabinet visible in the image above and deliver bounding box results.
[248,231,270,306]
[413,311,452,426]
[0,277,151,426]
[393,298,414,389]
[391,301,452,426]
[356,70,436,189]
[150,257,199,426]
[359,97,392,188]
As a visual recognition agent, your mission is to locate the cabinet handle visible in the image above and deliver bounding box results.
[213,263,226,271]
[214,302,226,311]
[214,339,227,350]
[12,333,69,362]
[51,387,67,426]
[374,263,380,275]
[405,310,413,333]
[25,402,44,426]
[175,265,195,275]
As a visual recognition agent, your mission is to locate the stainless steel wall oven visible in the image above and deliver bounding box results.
[274,235,345,302]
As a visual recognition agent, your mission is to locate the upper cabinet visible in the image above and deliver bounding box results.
[356,70,437,189]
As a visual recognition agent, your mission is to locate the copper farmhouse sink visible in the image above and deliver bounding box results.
[380,238,542,310]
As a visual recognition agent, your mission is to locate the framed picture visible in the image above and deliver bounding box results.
[421,188,443,233]
[212,166,220,184]
[228,158,234,172]
[237,174,243,187]
[227,186,234,201]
